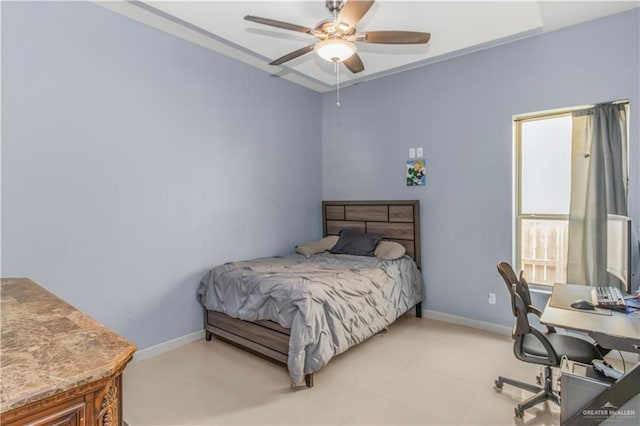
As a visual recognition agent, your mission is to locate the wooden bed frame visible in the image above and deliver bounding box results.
[203,200,422,387]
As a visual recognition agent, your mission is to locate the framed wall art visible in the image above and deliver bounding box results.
[406,159,426,186]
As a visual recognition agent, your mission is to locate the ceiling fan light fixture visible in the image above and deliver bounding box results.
[315,39,356,62]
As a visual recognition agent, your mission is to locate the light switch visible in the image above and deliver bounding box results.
[416,147,423,157]
[409,148,416,159]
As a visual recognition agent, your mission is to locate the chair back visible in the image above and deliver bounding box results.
[498,262,556,341]
[497,261,519,287]
[513,286,532,336]
[517,275,534,308]
[497,262,519,316]
[497,262,537,317]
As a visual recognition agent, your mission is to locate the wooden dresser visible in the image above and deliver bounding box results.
[0,278,136,426]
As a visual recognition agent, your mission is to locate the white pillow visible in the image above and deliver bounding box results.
[374,241,406,260]
[295,236,339,257]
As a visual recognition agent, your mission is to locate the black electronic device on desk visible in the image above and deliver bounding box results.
[590,286,627,311]
[570,299,596,310]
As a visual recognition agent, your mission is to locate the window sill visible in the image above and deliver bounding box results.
[528,284,553,295]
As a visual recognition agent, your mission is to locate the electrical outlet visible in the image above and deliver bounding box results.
[416,147,423,157]
[488,293,497,305]
[409,148,416,158]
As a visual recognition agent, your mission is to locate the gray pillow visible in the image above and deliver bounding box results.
[329,229,382,256]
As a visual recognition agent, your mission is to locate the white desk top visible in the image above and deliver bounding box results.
[541,283,640,353]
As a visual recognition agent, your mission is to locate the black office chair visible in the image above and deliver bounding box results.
[497,262,611,355]
[495,286,605,418]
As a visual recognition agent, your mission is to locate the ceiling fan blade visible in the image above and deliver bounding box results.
[337,0,375,29]
[363,31,431,44]
[244,15,314,34]
[269,44,315,66]
[343,53,365,74]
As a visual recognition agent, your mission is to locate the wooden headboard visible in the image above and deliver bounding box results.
[322,200,421,268]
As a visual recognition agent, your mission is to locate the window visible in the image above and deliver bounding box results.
[516,103,630,287]
[516,113,572,286]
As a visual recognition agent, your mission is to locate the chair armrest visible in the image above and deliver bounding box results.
[528,305,557,333]
[529,305,543,316]
[530,327,559,365]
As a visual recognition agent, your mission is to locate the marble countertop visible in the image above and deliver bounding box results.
[0,278,136,413]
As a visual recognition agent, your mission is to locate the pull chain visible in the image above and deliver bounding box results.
[335,61,340,107]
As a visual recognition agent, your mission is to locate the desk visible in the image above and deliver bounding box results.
[540,283,640,354]
[542,284,640,425]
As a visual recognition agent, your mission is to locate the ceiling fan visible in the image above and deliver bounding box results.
[244,0,431,74]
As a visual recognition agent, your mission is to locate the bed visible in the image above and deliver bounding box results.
[196,200,423,387]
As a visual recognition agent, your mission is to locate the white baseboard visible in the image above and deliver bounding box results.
[422,309,512,336]
[132,330,205,363]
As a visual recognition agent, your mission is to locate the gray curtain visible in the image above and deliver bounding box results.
[567,103,628,289]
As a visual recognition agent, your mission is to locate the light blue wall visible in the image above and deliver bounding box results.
[1,1,322,349]
[322,9,640,327]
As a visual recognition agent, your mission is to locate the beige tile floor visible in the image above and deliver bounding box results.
[123,315,617,425]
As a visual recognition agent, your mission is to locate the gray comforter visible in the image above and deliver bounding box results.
[197,252,423,384]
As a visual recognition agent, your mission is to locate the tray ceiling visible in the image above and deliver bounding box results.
[97,1,639,93]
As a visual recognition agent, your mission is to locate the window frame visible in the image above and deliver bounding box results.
[514,102,630,288]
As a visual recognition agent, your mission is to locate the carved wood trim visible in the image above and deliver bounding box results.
[1,378,109,423]
[97,381,118,426]
[2,374,125,426]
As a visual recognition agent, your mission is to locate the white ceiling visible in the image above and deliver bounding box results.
[98,1,640,93]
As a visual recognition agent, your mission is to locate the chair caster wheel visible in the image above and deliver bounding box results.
[515,407,524,419]
[494,380,503,391]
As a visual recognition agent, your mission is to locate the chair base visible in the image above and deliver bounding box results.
[494,366,560,419]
